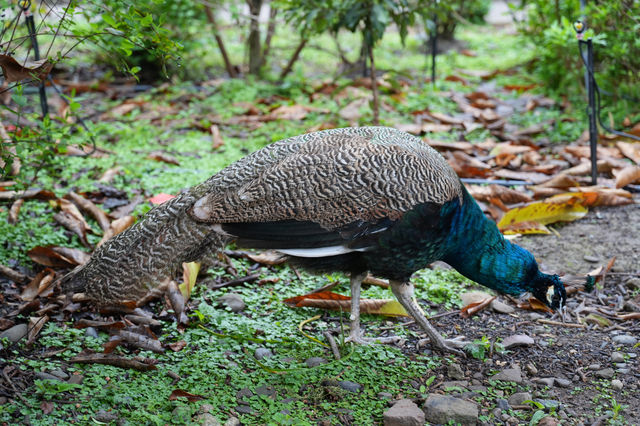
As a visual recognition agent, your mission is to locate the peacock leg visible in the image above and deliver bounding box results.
[345,272,399,345]
[390,280,468,355]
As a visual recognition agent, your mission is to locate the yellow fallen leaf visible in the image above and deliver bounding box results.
[501,221,551,235]
[615,165,640,188]
[498,200,588,231]
[179,261,200,300]
[366,300,408,317]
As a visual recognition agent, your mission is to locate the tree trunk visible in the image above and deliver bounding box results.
[260,5,277,68]
[368,43,379,126]
[247,0,263,75]
[203,6,237,78]
[279,38,308,80]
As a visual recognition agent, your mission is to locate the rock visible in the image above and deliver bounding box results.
[611,379,623,391]
[537,416,560,426]
[441,381,468,391]
[611,352,625,363]
[85,327,99,338]
[338,380,362,393]
[447,363,465,380]
[235,405,254,415]
[35,372,64,382]
[525,363,538,375]
[305,357,328,367]
[255,385,277,398]
[383,399,425,426]
[172,406,191,423]
[217,294,246,313]
[492,408,502,418]
[502,334,534,349]
[527,312,544,320]
[199,404,215,413]
[94,410,119,423]
[254,348,273,360]
[554,378,571,388]
[424,394,478,425]
[0,324,28,343]
[532,378,555,387]
[492,367,523,384]
[496,399,510,410]
[612,334,637,346]
[583,255,599,263]
[508,392,532,406]
[193,413,221,426]
[490,299,515,314]
[224,417,240,426]
[236,388,253,399]
[595,368,615,379]
[624,277,640,290]
[378,392,393,399]
[533,399,561,411]
[49,369,69,380]
[67,374,84,385]
[616,368,630,374]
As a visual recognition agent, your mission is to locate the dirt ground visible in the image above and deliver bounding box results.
[399,201,640,425]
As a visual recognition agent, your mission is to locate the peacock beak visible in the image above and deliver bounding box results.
[531,274,566,310]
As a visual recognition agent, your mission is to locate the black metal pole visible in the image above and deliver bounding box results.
[585,39,598,185]
[23,4,48,118]
[430,14,437,86]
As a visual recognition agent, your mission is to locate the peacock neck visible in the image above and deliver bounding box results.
[442,187,538,296]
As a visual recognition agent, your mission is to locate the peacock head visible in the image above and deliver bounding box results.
[530,273,566,310]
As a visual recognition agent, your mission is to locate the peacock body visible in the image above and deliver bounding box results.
[62,127,565,353]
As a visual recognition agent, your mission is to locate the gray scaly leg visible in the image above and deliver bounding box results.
[390,280,468,355]
[345,272,399,345]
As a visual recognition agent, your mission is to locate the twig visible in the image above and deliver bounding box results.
[536,318,585,328]
[209,274,260,290]
[323,331,341,360]
[69,354,157,371]
[0,264,29,282]
[1,370,29,404]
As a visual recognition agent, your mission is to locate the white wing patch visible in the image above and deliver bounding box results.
[277,245,371,258]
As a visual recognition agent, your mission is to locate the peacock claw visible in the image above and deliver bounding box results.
[430,336,470,356]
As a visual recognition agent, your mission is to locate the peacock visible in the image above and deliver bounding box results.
[61,127,566,354]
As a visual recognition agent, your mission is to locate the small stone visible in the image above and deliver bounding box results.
[532,377,555,387]
[583,255,599,263]
[67,374,84,385]
[441,381,468,390]
[217,294,246,313]
[305,357,328,367]
[48,369,69,380]
[508,391,532,406]
[595,368,615,379]
[496,399,510,411]
[525,363,538,375]
[447,363,465,380]
[611,379,623,391]
[492,367,523,384]
[612,334,637,346]
[378,392,393,399]
[624,277,640,290]
[224,417,240,426]
[424,394,478,425]
[611,352,625,363]
[554,378,571,388]
[383,398,425,426]
[193,413,221,426]
[235,405,254,415]
[0,324,28,343]
[492,408,502,418]
[255,385,277,398]
[85,327,99,338]
[490,299,515,314]
[172,406,191,423]
[616,368,630,374]
[472,372,483,380]
[338,380,362,393]
[502,334,534,349]
[199,404,215,414]
[94,410,119,423]
[236,388,253,400]
[533,399,561,411]
[538,416,560,426]
[613,363,627,369]
[254,348,273,360]
[588,363,602,370]
[527,312,544,320]
[35,372,63,382]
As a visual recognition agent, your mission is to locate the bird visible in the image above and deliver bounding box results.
[61,126,566,354]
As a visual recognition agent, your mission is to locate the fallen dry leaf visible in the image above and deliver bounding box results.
[21,269,56,301]
[98,215,135,247]
[27,246,90,268]
[616,141,640,164]
[460,296,496,318]
[8,198,23,224]
[147,151,180,165]
[0,54,53,82]
[148,193,176,205]
[210,124,224,149]
[169,389,205,402]
[497,199,588,233]
[615,165,640,188]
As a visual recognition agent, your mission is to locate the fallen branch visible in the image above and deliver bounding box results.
[69,353,157,371]
[536,318,585,328]
[209,274,260,290]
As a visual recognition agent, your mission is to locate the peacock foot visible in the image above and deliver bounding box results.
[346,329,401,345]
[429,335,470,356]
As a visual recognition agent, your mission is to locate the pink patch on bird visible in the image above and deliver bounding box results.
[148,193,176,205]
